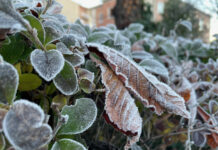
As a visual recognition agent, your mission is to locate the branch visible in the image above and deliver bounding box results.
[42,0,53,15]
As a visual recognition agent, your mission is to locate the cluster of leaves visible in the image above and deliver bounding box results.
[0,0,217,150]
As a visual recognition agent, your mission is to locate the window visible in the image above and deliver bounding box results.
[107,8,113,19]
[199,19,204,31]
[157,2,164,14]
[99,13,104,24]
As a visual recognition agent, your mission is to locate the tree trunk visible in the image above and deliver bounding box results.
[112,0,143,29]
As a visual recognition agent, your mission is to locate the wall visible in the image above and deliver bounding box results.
[56,0,79,23]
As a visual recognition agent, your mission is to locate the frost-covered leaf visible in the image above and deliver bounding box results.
[0,56,19,104]
[88,32,111,43]
[47,1,63,14]
[197,106,218,148]
[44,26,61,44]
[179,20,192,31]
[90,54,142,150]
[18,73,42,91]
[114,31,130,46]
[59,34,80,48]
[58,98,97,135]
[51,139,86,150]
[0,12,22,30]
[0,34,25,64]
[77,68,95,93]
[69,24,88,39]
[23,15,45,45]
[128,23,144,34]
[160,41,178,60]
[139,59,169,79]
[3,99,52,150]
[30,49,65,81]
[0,0,23,31]
[53,61,78,95]
[0,108,7,131]
[209,100,218,115]
[64,53,85,67]
[88,44,190,118]
[56,42,73,55]
[192,131,207,147]
[77,68,94,82]
[79,79,96,94]
[131,51,153,60]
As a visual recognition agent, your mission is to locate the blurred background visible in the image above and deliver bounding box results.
[56,0,218,43]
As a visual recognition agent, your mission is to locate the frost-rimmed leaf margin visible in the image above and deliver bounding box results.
[58,98,97,135]
[0,55,19,104]
[2,99,52,150]
[51,138,87,150]
[53,61,78,96]
[30,49,65,81]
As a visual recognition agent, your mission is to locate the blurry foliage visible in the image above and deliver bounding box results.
[0,0,217,150]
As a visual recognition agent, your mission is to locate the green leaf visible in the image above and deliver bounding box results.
[179,20,192,31]
[51,139,86,150]
[52,95,67,110]
[53,61,78,95]
[160,41,178,61]
[79,79,96,94]
[58,98,97,135]
[23,15,45,46]
[88,32,111,43]
[0,34,25,64]
[0,57,19,104]
[18,73,42,91]
[139,59,169,79]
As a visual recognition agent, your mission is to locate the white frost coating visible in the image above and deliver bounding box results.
[64,53,85,67]
[0,60,19,104]
[53,61,78,95]
[3,99,52,150]
[87,43,190,118]
[56,42,73,55]
[51,138,87,150]
[30,49,65,81]
[59,98,97,135]
[139,58,169,79]
[77,68,95,82]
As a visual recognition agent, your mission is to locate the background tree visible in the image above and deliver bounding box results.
[112,0,144,29]
[159,0,203,38]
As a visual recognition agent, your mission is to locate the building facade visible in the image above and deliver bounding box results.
[57,0,210,41]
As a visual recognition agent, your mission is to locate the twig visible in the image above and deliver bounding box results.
[151,125,217,140]
[50,104,68,140]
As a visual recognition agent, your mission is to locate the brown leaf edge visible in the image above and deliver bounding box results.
[198,106,218,148]
[90,53,142,150]
[87,43,190,119]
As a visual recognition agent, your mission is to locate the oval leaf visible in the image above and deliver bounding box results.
[0,57,19,104]
[3,100,52,150]
[58,98,97,135]
[53,61,78,95]
[51,139,86,150]
[30,49,65,81]
[18,73,42,91]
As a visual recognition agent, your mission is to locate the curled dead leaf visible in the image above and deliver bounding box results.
[88,43,190,118]
[90,54,142,150]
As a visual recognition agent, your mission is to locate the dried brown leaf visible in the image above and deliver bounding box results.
[197,106,218,148]
[90,54,142,150]
[88,44,190,118]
